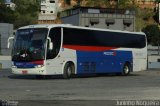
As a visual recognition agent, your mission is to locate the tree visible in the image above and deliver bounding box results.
[86,0,99,7]
[86,0,136,9]
[143,24,160,46]
[103,0,115,8]
[141,8,155,21]
[0,0,40,28]
[13,0,39,28]
[143,24,160,55]
[14,13,38,28]
[85,0,111,8]
[156,0,160,3]
[0,4,16,23]
[64,0,71,5]
[117,0,137,9]
[0,0,4,3]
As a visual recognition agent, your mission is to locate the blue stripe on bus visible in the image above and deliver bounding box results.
[13,60,44,68]
[14,62,37,68]
[76,50,133,74]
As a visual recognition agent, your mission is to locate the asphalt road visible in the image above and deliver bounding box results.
[0,69,160,106]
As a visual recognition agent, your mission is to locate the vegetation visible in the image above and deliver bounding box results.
[142,25,160,45]
[0,4,16,23]
[85,0,137,9]
[64,0,71,5]
[0,0,39,28]
[0,0,4,3]
[135,8,155,31]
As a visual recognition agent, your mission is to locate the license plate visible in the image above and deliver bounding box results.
[22,70,28,74]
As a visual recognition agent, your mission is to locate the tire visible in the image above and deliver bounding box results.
[122,63,131,76]
[63,63,73,79]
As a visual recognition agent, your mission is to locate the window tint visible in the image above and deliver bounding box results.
[47,28,61,59]
[63,28,146,48]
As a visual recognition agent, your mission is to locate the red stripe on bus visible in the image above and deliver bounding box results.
[63,45,118,51]
[30,60,44,65]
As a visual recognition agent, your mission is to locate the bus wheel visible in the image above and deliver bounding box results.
[63,63,73,79]
[122,63,130,76]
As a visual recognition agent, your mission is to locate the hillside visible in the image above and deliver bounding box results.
[0,0,158,30]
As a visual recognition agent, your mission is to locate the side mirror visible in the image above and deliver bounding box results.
[47,37,53,50]
[7,37,14,48]
[49,42,53,50]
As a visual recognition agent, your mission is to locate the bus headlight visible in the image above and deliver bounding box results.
[35,65,44,68]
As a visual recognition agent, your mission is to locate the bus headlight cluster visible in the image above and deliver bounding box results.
[35,65,44,68]
[12,65,17,68]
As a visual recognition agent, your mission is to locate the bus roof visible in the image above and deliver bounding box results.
[19,24,145,35]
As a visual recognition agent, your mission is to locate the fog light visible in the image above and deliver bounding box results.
[35,65,44,68]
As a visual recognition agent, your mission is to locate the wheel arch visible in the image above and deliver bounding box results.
[124,61,133,72]
[63,61,76,74]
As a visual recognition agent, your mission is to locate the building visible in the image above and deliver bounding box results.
[60,7,135,31]
[38,0,62,24]
[5,0,15,10]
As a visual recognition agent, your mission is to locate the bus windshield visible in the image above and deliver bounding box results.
[12,28,48,62]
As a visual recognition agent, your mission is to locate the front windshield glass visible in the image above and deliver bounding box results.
[12,28,48,62]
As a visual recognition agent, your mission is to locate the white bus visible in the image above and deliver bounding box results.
[8,24,147,78]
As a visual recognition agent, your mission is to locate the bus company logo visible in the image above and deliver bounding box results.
[103,51,116,56]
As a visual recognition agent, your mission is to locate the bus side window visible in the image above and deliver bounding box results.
[47,28,61,59]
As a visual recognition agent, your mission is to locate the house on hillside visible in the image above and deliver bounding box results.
[38,0,62,24]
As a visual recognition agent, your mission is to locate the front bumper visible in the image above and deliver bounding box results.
[11,66,46,75]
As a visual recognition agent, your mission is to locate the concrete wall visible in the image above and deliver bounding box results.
[148,45,160,55]
[148,56,160,62]
[0,56,11,69]
[62,13,135,31]
[148,56,160,69]
[62,14,80,26]
[0,23,13,55]
[61,8,135,31]
[79,13,135,31]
